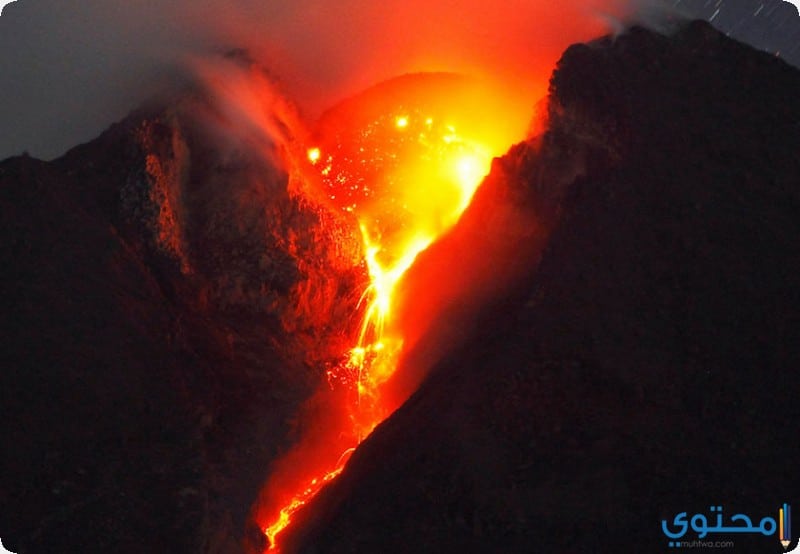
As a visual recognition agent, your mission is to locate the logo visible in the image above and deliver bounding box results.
[662,504,794,550]
[781,503,793,550]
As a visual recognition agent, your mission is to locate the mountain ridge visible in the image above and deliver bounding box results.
[281,20,800,554]
[2,19,800,554]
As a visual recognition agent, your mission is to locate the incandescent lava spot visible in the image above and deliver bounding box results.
[258,72,530,552]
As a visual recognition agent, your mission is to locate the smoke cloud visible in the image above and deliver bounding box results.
[0,0,643,161]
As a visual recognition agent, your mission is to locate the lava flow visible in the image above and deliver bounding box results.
[260,73,530,551]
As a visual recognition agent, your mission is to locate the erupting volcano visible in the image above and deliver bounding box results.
[6,1,800,551]
[259,73,530,551]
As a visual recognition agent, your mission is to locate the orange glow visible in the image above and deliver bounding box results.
[259,73,529,551]
[188,2,627,548]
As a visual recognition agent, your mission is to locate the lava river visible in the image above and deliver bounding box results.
[256,72,531,551]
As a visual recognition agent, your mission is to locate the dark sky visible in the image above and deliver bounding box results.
[0,0,797,162]
[670,0,800,65]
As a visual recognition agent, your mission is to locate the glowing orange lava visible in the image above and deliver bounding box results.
[261,74,528,551]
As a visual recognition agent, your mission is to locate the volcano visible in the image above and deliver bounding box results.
[2,19,800,554]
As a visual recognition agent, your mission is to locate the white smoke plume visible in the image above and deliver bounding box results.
[0,0,641,161]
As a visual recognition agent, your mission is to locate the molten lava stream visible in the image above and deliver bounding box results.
[261,74,528,551]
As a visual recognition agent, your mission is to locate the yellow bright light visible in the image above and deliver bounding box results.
[453,152,491,208]
[263,75,533,552]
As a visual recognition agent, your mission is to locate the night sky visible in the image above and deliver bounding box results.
[673,0,800,64]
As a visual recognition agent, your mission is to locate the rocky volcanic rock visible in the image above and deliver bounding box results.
[282,22,800,553]
[0,92,364,553]
[3,19,800,554]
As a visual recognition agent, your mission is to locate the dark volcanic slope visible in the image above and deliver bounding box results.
[0,96,364,553]
[284,22,800,553]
